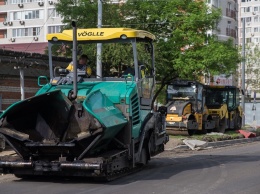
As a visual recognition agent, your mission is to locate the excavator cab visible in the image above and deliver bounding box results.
[205,86,242,132]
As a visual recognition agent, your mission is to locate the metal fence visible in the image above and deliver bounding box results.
[245,102,260,127]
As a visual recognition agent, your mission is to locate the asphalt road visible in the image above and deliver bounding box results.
[1,142,260,194]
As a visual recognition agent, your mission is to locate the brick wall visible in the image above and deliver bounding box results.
[0,77,40,110]
[0,53,70,110]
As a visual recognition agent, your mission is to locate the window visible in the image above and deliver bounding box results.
[246,37,252,43]
[48,25,63,33]
[245,7,251,12]
[254,27,258,32]
[254,38,258,43]
[11,10,42,20]
[13,11,22,20]
[11,0,40,4]
[10,11,23,21]
[246,17,252,22]
[254,16,258,22]
[254,7,259,12]
[246,27,251,33]
[24,10,40,19]
[227,21,231,32]
[227,2,231,10]
[12,27,40,37]
[24,28,28,36]
[32,27,40,36]
[227,91,235,109]
[48,8,59,18]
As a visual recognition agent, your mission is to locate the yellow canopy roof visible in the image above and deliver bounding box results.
[46,28,155,42]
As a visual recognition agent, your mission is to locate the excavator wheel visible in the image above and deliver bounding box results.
[216,117,227,133]
[188,129,196,136]
[235,116,242,130]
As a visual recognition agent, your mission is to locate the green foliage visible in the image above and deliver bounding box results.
[119,0,240,83]
[243,43,260,93]
[55,0,124,28]
[175,38,240,80]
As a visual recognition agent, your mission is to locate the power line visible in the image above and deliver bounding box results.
[23,8,56,53]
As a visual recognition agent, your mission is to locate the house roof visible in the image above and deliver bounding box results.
[0,43,48,54]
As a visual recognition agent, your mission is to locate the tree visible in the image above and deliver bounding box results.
[122,0,239,78]
[243,43,260,93]
[121,0,240,102]
[55,0,124,28]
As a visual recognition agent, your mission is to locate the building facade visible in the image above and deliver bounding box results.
[239,0,260,98]
[207,0,238,43]
[239,0,260,46]
[206,0,238,86]
[0,0,63,53]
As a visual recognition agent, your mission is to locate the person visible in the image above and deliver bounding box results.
[66,54,92,77]
[122,65,135,76]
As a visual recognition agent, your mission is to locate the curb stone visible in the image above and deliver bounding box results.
[170,136,260,151]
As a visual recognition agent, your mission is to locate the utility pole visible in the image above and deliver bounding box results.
[14,65,26,100]
[242,18,246,127]
[20,67,25,100]
[96,0,102,78]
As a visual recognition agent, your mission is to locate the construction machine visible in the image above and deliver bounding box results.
[205,85,243,133]
[165,80,215,135]
[0,24,168,180]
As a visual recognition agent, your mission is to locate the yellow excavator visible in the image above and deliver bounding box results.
[205,85,243,133]
[165,80,215,135]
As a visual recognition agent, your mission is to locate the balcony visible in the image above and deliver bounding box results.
[0,12,7,22]
[0,0,6,5]
[226,9,237,21]
[0,29,7,39]
[226,28,237,39]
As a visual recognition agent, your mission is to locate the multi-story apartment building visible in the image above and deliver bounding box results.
[206,0,238,86]
[207,0,238,43]
[239,0,260,46]
[0,0,63,54]
[239,0,260,98]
